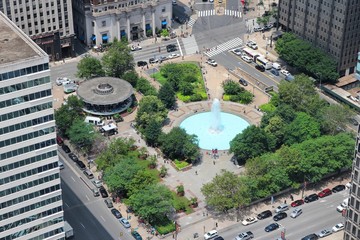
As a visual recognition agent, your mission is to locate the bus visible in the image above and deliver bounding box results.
[255,56,273,70]
[242,47,260,61]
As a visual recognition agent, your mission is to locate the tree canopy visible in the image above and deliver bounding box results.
[136,77,158,96]
[76,55,104,79]
[66,119,98,152]
[135,96,168,132]
[158,82,176,109]
[55,96,84,136]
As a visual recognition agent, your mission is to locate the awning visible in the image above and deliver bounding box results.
[91,35,96,41]
[102,35,108,41]
[162,20,167,25]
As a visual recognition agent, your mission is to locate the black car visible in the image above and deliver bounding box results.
[99,186,109,198]
[265,223,279,232]
[167,46,177,53]
[273,212,287,221]
[270,69,279,76]
[257,210,272,220]
[131,231,143,240]
[255,64,266,72]
[76,160,86,170]
[304,193,319,203]
[239,78,248,86]
[332,184,346,193]
[137,61,147,67]
[301,233,319,240]
[68,153,79,162]
[213,237,224,240]
[111,209,122,219]
[62,144,71,153]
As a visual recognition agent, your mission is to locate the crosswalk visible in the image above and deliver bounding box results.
[187,17,196,27]
[197,9,242,18]
[204,37,243,57]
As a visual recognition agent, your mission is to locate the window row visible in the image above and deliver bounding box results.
[0,89,52,109]
[0,102,52,122]
[0,77,50,95]
[27,226,64,240]
[0,184,60,210]
[0,114,54,136]
[0,194,61,221]
[0,162,58,186]
[0,139,56,161]
[0,63,49,82]
[0,126,55,149]
[2,216,63,240]
[0,150,57,173]
[0,206,62,233]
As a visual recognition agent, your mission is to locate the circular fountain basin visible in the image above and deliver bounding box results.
[180,112,250,150]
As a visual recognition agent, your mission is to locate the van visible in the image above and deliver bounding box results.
[83,169,94,179]
[337,198,349,212]
[85,116,104,126]
[104,198,113,208]
[272,63,281,70]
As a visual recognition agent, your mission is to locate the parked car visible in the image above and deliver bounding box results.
[291,199,304,207]
[255,64,265,72]
[231,48,243,55]
[149,58,159,64]
[76,160,86,170]
[332,184,346,193]
[270,69,280,76]
[239,78,248,86]
[56,77,72,86]
[290,208,302,218]
[318,188,332,198]
[131,231,143,240]
[280,69,290,76]
[168,53,180,59]
[204,230,218,240]
[83,169,94,179]
[159,56,168,62]
[273,212,287,221]
[332,223,344,232]
[111,208,122,219]
[104,198,113,208]
[92,180,103,188]
[257,210,272,219]
[131,45,142,51]
[317,229,332,238]
[241,55,252,63]
[234,231,253,240]
[62,144,71,153]
[137,61,147,67]
[68,153,79,162]
[241,217,257,226]
[275,204,289,213]
[119,218,131,228]
[301,233,319,240]
[337,198,349,212]
[56,136,64,145]
[304,193,319,203]
[206,59,218,67]
[99,186,108,198]
[253,27,263,32]
[265,223,279,232]
[346,182,352,189]
[213,237,224,240]
[58,161,64,170]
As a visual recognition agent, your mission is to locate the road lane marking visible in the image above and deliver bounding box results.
[176,39,183,56]
[85,195,90,201]
[100,216,106,222]
[71,176,76,182]
[80,222,86,229]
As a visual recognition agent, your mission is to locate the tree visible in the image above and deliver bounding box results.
[136,77,157,96]
[201,170,250,213]
[158,82,176,109]
[55,96,84,136]
[76,55,104,79]
[66,119,98,152]
[159,127,199,161]
[179,81,193,95]
[222,80,243,95]
[122,70,139,87]
[128,170,158,196]
[264,115,286,148]
[128,184,173,224]
[320,104,354,135]
[102,41,135,78]
[283,112,321,145]
[143,118,162,146]
[230,125,275,164]
[135,96,168,132]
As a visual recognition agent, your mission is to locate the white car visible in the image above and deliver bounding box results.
[206,59,217,67]
[241,217,258,226]
[280,69,290,76]
[56,77,72,86]
[204,230,218,240]
[241,55,252,63]
[246,41,258,49]
[290,208,302,218]
[231,48,243,55]
[91,180,103,188]
[346,182,351,189]
[317,229,332,238]
[130,45,142,51]
[168,53,180,59]
[332,223,344,232]
[119,218,131,228]
[275,204,289,213]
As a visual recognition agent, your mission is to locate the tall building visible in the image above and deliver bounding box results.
[278,0,360,77]
[344,125,360,240]
[356,52,360,81]
[0,12,64,240]
[73,0,172,46]
[0,0,75,61]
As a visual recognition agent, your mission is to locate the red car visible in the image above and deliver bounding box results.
[291,199,304,207]
[56,136,63,145]
[318,188,332,198]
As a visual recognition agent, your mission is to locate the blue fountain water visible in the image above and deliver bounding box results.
[180,99,250,150]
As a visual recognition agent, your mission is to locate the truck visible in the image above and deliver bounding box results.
[234,231,254,240]
[64,221,74,239]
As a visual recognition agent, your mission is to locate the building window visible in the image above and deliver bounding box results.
[102,20,106,27]
[162,7,166,12]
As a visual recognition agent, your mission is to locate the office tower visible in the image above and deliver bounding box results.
[278,0,360,77]
[0,0,75,61]
[0,12,64,239]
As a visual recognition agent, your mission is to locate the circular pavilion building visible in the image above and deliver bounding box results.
[77,77,134,116]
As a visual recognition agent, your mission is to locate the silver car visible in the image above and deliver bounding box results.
[290,208,302,218]
[119,218,131,228]
[317,229,332,238]
[91,180,102,188]
[275,204,289,213]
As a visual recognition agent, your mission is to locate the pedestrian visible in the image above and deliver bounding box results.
[195,171,198,175]
[215,222,218,228]
[290,194,294,201]
[284,200,287,204]
[213,160,215,165]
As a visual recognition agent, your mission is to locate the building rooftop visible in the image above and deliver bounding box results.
[77,77,133,105]
[336,74,358,88]
[0,12,46,65]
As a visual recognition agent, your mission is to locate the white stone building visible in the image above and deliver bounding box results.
[73,0,172,46]
[0,12,64,239]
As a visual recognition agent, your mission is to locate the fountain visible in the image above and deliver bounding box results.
[180,99,250,150]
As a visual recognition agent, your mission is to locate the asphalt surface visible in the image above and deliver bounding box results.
[59,149,134,240]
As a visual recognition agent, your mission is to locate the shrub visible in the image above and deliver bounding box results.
[173,196,188,211]
[259,103,276,113]
[190,93,203,102]
[229,95,241,102]
[154,220,175,235]
[174,160,189,169]
[222,80,243,95]
[239,91,253,104]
